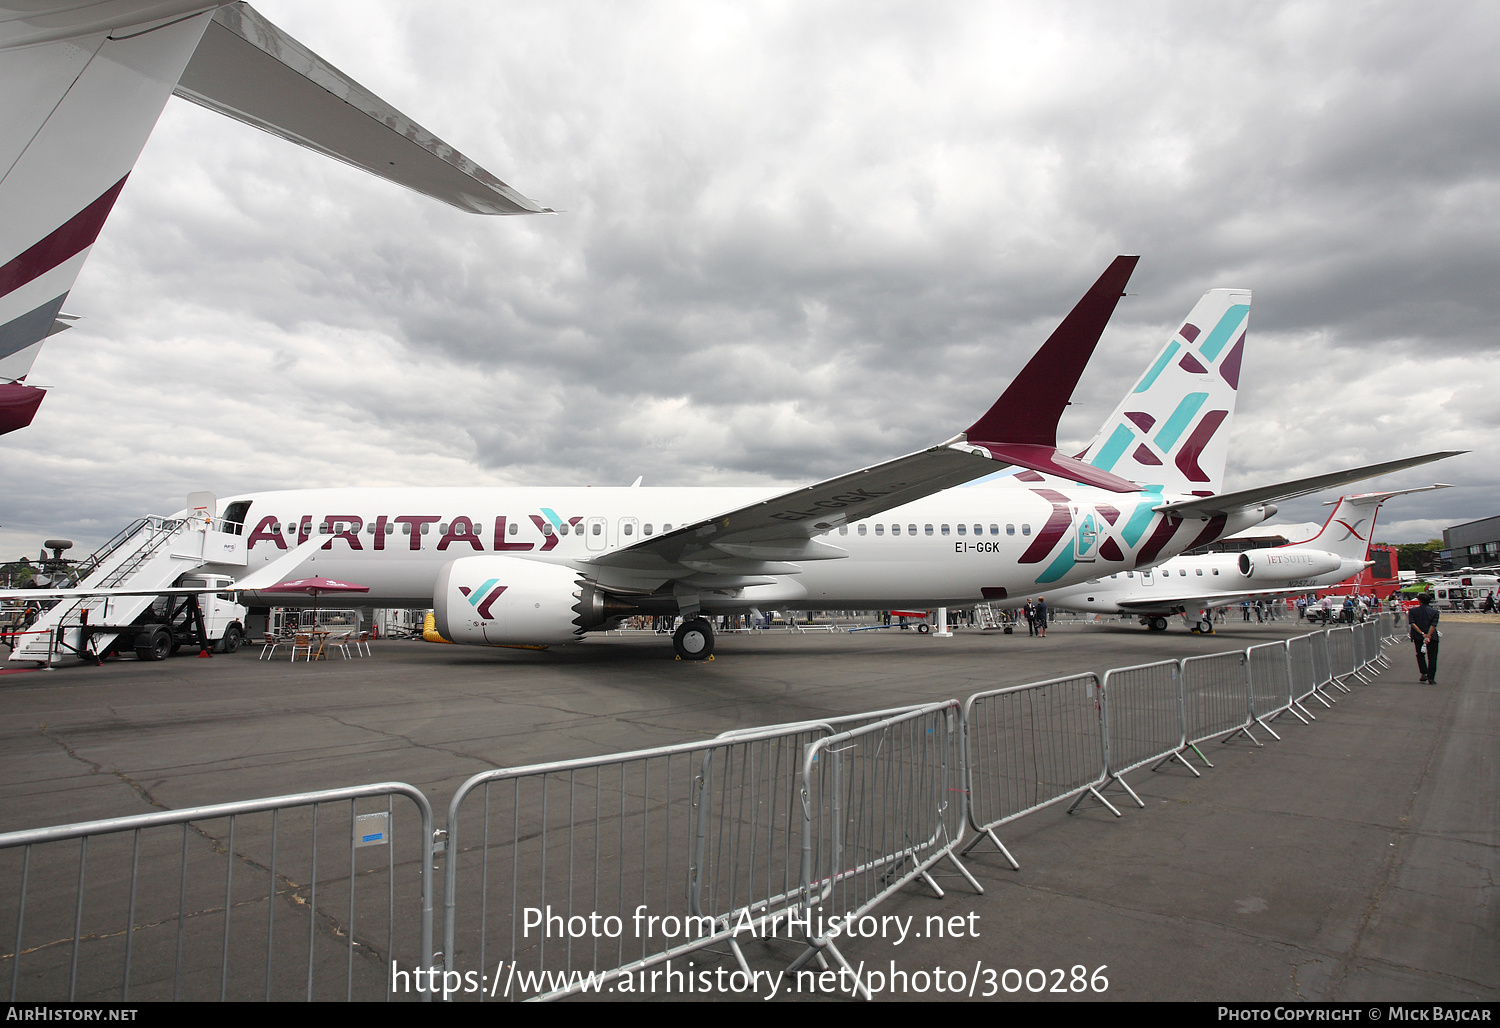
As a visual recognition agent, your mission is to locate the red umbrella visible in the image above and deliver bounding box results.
[260,578,370,632]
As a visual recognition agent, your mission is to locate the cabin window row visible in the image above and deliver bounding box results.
[836,523,1031,537]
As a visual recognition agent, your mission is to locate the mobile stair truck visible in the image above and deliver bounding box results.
[7,493,249,667]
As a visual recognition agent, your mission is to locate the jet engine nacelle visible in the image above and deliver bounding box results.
[435,556,602,646]
[1238,548,1342,581]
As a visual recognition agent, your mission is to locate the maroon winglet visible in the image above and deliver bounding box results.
[0,175,128,299]
[973,442,1140,493]
[0,383,45,435]
[965,255,1138,447]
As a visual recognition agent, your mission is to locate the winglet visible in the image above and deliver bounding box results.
[965,255,1139,448]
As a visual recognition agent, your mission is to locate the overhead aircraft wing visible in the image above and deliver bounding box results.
[174,3,551,215]
[588,257,1142,576]
[1153,452,1466,520]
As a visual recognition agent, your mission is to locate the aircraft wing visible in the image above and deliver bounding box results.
[174,3,551,215]
[587,257,1142,576]
[1154,452,1465,520]
[1112,586,1325,613]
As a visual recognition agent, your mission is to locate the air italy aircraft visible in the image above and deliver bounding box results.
[154,258,1448,661]
[0,0,549,434]
[1042,485,1451,633]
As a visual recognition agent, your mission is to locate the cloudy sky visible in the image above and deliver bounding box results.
[3,0,1496,560]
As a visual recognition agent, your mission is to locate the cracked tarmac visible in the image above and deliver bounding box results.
[0,620,1494,1001]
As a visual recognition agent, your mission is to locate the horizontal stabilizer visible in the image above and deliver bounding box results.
[1155,451,1466,519]
[174,3,550,215]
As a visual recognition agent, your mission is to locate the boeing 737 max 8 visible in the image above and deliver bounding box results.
[6,259,1457,663]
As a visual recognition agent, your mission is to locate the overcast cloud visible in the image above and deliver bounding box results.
[2,0,1496,559]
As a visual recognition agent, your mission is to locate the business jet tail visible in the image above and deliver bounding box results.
[1078,288,1251,495]
[0,1,547,434]
[1300,484,1453,561]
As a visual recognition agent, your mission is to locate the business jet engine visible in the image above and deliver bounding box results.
[434,556,640,646]
[1237,549,1342,581]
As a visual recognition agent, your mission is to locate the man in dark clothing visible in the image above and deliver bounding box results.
[1035,597,1048,638]
[1409,593,1440,684]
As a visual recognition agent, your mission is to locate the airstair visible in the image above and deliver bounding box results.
[975,603,1011,630]
[8,503,246,666]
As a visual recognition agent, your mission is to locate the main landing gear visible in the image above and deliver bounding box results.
[1145,616,1169,632]
[673,617,715,660]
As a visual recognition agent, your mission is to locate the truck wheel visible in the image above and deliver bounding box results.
[220,624,243,654]
[135,626,172,662]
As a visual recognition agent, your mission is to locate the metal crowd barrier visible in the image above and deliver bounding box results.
[1101,660,1196,808]
[791,701,978,997]
[1246,641,1302,737]
[3,626,1388,1002]
[960,673,1116,868]
[1325,625,1359,688]
[1285,633,1327,713]
[1181,650,1257,752]
[0,784,434,1002]
[440,720,848,1001]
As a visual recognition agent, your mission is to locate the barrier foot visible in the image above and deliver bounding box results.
[944,850,986,894]
[821,938,873,1001]
[1253,716,1282,741]
[1155,749,1202,778]
[1329,676,1353,694]
[1309,688,1334,708]
[1067,785,1122,818]
[919,868,946,899]
[1223,724,1262,747]
[1293,699,1317,721]
[1188,742,1215,769]
[1283,704,1312,726]
[786,940,835,978]
[727,937,753,977]
[1105,774,1146,809]
[960,828,1020,870]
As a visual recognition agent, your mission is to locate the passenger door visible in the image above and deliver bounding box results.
[586,516,608,551]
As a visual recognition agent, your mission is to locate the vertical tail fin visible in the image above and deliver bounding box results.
[1297,484,1453,561]
[0,7,216,408]
[1080,288,1250,495]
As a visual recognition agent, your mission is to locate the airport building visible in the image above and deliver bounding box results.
[1440,514,1500,571]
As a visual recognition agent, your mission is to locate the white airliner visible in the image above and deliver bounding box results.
[1041,485,1450,633]
[3,257,1457,662]
[0,0,548,434]
[24,259,1440,663]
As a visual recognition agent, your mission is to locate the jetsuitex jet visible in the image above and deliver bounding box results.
[6,258,1457,664]
[1042,485,1451,633]
[0,0,549,433]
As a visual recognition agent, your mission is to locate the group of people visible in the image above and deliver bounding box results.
[1021,597,1049,637]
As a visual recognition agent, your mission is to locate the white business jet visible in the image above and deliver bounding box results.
[0,0,548,434]
[1042,485,1451,632]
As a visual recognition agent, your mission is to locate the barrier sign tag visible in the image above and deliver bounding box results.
[354,811,390,848]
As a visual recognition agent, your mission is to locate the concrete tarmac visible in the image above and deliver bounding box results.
[0,618,1493,1001]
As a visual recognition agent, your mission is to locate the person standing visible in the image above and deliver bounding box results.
[1036,596,1048,638]
[1409,592,1440,684]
